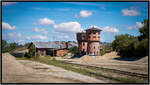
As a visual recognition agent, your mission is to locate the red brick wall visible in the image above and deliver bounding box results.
[86,30,100,56]
[78,41,87,52]
[86,30,100,41]
[56,49,69,56]
[87,42,100,55]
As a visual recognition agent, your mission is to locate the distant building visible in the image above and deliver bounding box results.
[28,41,77,57]
[76,26,102,56]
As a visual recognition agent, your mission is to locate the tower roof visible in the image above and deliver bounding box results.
[86,25,102,31]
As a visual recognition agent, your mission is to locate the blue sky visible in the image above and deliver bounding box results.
[2,2,148,44]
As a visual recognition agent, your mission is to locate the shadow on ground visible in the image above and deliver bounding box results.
[113,57,143,61]
[10,53,24,58]
[71,52,85,59]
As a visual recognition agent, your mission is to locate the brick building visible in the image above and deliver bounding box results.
[28,41,77,57]
[76,26,102,56]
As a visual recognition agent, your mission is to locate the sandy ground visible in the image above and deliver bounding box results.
[2,53,105,83]
[57,52,148,74]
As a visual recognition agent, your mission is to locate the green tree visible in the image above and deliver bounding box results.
[136,19,148,57]
[112,34,138,57]
[28,44,35,57]
[69,46,79,56]
[2,40,8,53]
[112,19,148,58]
[135,38,148,57]
[138,19,148,41]
[24,42,30,47]
[9,42,19,50]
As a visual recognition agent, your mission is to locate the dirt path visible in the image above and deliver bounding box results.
[2,53,105,83]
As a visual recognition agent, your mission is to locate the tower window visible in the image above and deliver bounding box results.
[89,36,90,38]
[93,36,96,38]
[94,32,96,34]
[83,43,85,46]
[94,47,95,49]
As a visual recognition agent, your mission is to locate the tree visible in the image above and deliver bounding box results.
[24,42,30,47]
[135,38,148,57]
[2,40,8,53]
[28,44,35,57]
[9,42,19,50]
[69,46,79,55]
[112,34,138,57]
[112,19,148,58]
[138,19,148,41]
[136,19,148,57]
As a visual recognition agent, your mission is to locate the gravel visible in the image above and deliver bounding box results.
[2,53,105,83]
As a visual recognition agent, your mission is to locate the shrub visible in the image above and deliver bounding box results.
[69,46,79,56]
[28,44,35,57]
[112,34,138,57]
[135,38,148,57]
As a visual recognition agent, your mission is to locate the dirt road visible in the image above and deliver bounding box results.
[2,53,105,83]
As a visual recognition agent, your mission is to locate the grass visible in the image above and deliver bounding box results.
[17,56,148,83]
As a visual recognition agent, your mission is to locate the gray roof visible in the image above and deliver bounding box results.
[32,41,77,49]
[86,26,102,31]
[68,42,78,48]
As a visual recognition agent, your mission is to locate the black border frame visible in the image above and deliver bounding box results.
[1,0,149,85]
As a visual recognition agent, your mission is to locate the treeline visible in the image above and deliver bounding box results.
[112,19,148,58]
[2,40,30,53]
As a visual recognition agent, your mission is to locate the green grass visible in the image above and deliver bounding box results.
[115,76,146,83]
[18,57,148,83]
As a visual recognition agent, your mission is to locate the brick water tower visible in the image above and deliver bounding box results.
[76,32,88,54]
[86,26,102,56]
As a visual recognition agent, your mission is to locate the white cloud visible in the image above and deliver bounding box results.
[103,26,119,33]
[80,10,92,17]
[3,32,22,40]
[122,9,140,16]
[57,35,69,39]
[33,28,48,34]
[128,22,144,29]
[39,18,55,25]
[8,32,22,38]
[136,22,144,28]
[2,22,16,30]
[26,36,31,40]
[2,2,18,6]
[26,35,47,40]
[53,21,83,33]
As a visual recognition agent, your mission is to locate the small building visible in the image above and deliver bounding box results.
[28,41,77,57]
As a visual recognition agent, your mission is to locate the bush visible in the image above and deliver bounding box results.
[112,34,138,57]
[135,38,148,57]
[28,44,35,57]
[69,46,79,56]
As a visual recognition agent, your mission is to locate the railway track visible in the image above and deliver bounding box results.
[66,62,148,79]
